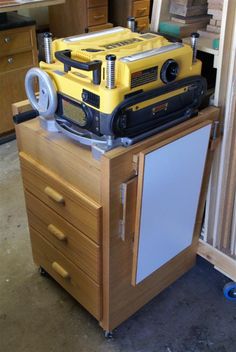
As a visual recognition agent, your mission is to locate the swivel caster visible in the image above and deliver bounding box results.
[39,266,49,277]
[104,331,113,339]
[223,282,236,301]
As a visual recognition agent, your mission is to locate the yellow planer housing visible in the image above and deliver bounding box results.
[26,27,206,147]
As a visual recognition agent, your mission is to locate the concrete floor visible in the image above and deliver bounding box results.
[1,140,236,352]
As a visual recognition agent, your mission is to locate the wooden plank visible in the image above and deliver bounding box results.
[170,3,208,16]
[151,0,171,32]
[12,99,32,116]
[120,177,138,242]
[159,20,207,38]
[221,93,236,249]
[230,194,236,255]
[208,28,236,250]
[171,14,210,24]
[198,240,236,281]
[203,2,236,256]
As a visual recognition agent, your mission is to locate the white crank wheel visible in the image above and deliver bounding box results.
[25,68,57,118]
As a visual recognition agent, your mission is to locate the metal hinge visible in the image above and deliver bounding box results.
[119,219,125,240]
[119,184,126,240]
[120,183,125,205]
[212,120,220,140]
[210,120,221,151]
[132,154,139,175]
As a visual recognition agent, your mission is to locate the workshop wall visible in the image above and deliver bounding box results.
[18,7,49,26]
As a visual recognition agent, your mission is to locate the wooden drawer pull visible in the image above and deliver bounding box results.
[8,57,14,64]
[4,37,11,43]
[52,262,70,279]
[137,7,147,13]
[48,224,67,241]
[94,15,105,19]
[44,186,65,204]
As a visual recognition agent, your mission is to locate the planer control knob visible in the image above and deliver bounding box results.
[160,59,179,84]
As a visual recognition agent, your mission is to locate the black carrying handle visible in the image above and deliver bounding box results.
[13,110,39,125]
[55,49,102,85]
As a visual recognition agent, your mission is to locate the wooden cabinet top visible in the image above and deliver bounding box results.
[0,0,65,13]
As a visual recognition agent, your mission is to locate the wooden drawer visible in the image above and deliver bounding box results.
[30,227,101,319]
[20,152,102,244]
[26,191,101,283]
[0,28,33,56]
[0,51,33,73]
[88,22,113,32]
[133,0,150,18]
[87,0,108,8]
[136,16,150,32]
[88,6,108,26]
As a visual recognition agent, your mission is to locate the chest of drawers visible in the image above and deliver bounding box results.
[15,106,219,333]
[49,0,113,38]
[0,20,37,136]
[109,0,151,32]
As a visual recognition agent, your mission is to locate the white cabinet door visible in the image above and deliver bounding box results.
[132,122,212,285]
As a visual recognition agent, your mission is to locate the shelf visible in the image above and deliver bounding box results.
[0,0,65,13]
[183,36,219,69]
[183,36,219,56]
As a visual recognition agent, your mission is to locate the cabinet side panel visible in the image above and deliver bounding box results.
[101,111,218,331]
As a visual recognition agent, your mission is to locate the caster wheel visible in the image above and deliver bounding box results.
[223,282,236,301]
[104,331,113,339]
[39,266,49,277]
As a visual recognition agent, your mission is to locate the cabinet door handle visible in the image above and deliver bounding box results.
[4,37,11,43]
[52,262,70,279]
[48,224,67,241]
[8,57,14,64]
[44,186,65,204]
[93,15,105,20]
[137,7,147,13]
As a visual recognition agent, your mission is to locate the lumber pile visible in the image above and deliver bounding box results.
[159,0,210,38]
[197,0,223,48]
[206,0,223,33]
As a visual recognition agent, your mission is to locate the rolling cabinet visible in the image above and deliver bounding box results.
[15,106,220,333]
[49,0,113,38]
[109,0,151,32]
[0,16,38,137]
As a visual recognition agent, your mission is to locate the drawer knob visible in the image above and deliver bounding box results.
[8,57,14,64]
[48,224,67,241]
[52,262,70,279]
[4,37,11,43]
[137,7,147,13]
[44,186,65,204]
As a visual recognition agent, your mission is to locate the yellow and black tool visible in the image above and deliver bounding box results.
[25,27,206,156]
